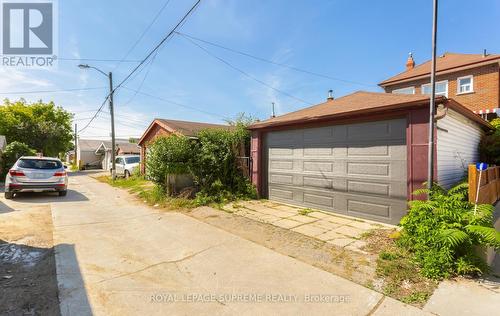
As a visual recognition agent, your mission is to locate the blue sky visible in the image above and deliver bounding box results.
[2,0,500,139]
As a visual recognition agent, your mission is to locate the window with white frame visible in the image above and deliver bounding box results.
[392,86,415,95]
[457,75,473,94]
[422,80,448,97]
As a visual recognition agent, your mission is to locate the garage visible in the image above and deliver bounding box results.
[249,91,491,225]
[264,119,407,224]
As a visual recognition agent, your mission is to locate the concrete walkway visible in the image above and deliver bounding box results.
[225,200,394,253]
[3,173,428,315]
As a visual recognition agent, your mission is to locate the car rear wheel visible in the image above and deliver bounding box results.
[5,192,13,199]
[59,190,67,197]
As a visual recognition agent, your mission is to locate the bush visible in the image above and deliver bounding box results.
[145,123,257,205]
[398,183,500,279]
[1,141,36,177]
[191,125,256,204]
[145,134,195,190]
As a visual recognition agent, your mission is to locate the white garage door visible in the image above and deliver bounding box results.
[264,118,407,224]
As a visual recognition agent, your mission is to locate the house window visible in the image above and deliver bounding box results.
[422,80,448,97]
[457,75,473,94]
[392,86,415,95]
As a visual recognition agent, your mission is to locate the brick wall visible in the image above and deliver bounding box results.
[384,64,500,112]
[139,123,171,174]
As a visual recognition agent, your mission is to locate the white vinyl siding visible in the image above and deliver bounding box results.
[437,110,484,189]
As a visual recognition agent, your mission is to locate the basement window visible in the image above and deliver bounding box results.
[422,80,448,97]
[392,86,415,94]
[457,75,474,94]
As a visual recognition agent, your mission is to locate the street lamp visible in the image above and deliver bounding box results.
[78,64,117,181]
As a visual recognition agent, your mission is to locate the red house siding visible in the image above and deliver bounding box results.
[138,124,172,174]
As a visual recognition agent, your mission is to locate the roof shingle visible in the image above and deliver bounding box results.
[379,52,500,86]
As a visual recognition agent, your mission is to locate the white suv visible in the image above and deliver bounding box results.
[4,156,68,199]
[112,155,140,178]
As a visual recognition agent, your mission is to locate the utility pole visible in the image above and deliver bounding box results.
[109,72,117,181]
[74,123,78,167]
[427,0,438,191]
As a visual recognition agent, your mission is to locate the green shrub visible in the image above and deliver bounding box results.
[145,134,195,188]
[399,182,500,279]
[144,122,257,205]
[1,141,36,177]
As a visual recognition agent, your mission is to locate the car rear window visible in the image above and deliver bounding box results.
[18,159,62,169]
[125,157,140,164]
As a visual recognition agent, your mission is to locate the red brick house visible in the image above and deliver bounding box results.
[379,52,500,117]
[137,119,231,174]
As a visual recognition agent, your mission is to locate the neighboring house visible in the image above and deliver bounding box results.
[95,141,140,170]
[76,139,105,169]
[138,119,231,174]
[248,91,491,225]
[379,52,500,117]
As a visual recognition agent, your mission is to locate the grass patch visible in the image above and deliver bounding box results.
[297,208,314,216]
[95,175,196,211]
[362,229,438,307]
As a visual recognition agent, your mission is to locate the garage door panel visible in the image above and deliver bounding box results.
[265,118,407,224]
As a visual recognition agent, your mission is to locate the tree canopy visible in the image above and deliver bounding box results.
[0,99,73,157]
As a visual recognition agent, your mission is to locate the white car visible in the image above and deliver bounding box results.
[4,156,68,199]
[112,155,140,178]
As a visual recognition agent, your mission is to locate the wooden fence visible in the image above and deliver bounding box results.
[468,165,500,204]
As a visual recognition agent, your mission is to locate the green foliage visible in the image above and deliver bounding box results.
[191,125,257,204]
[145,134,195,185]
[0,99,73,157]
[1,141,36,177]
[144,121,257,205]
[399,182,500,279]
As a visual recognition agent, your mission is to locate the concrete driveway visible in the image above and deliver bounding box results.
[1,172,427,315]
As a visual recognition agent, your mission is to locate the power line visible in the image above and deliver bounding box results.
[0,87,106,95]
[179,33,314,105]
[58,58,141,63]
[176,32,377,88]
[121,86,228,119]
[113,0,202,92]
[80,0,202,134]
[77,96,110,133]
[113,0,172,71]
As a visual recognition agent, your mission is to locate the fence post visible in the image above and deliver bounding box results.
[468,164,477,203]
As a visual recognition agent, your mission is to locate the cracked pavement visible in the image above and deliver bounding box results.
[10,172,429,315]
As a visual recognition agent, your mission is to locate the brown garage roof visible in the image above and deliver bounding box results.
[248,91,491,130]
[138,118,232,145]
[156,119,231,137]
[379,52,500,86]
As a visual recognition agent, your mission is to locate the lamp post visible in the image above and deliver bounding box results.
[78,64,117,180]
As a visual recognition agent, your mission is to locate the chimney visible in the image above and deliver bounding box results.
[327,90,334,101]
[406,52,415,70]
[483,49,488,57]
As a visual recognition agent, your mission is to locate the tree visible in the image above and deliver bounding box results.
[1,141,36,177]
[0,99,73,157]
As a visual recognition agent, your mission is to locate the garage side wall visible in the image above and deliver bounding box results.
[437,109,484,189]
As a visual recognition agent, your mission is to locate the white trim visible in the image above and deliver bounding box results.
[457,75,474,94]
[421,80,448,97]
[392,86,415,95]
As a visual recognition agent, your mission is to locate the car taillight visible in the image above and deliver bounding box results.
[9,170,25,176]
[54,171,66,177]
